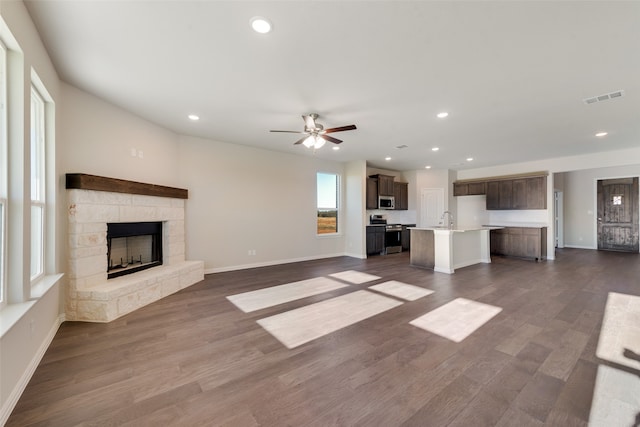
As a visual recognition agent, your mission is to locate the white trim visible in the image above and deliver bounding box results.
[0,273,63,338]
[204,252,348,274]
[563,244,597,250]
[0,313,64,426]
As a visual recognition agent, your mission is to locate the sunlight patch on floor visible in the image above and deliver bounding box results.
[257,290,402,348]
[328,270,381,284]
[596,292,640,371]
[589,364,640,426]
[410,298,502,343]
[369,281,434,301]
[226,277,349,313]
[589,291,640,425]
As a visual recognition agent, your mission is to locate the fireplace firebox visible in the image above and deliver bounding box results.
[107,222,163,279]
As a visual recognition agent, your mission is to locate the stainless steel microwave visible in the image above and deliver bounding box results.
[378,195,395,210]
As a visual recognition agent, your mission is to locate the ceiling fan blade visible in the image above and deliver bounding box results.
[293,136,309,145]
[323,124,357,134]
[321,134,342,144]
[270,130,306,134]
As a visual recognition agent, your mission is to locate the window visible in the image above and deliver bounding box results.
[30,86,45,282]
[317,172,339,234]
[0,41,6,306]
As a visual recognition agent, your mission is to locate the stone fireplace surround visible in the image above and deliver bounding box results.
[66,174,204,322]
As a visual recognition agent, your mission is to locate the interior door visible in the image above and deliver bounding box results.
[421,188,444,227]
[597,177,639,252]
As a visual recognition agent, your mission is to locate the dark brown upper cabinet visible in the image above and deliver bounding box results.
[453,181,486,196]
[394,182,408,210]
[486,176,546,210]
[376,174,395,196]
[366,178,379,209]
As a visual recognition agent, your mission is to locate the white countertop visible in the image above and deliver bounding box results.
[482,222,549,228]
[409,226,504,232]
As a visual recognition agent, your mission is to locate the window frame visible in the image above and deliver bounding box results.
[0,40,7,307]
[316,172,340,236]
[30,85,46,283]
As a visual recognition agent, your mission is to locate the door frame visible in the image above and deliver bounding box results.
[554,190,564,248]
[420,188,444,227]
[593,175,640,252]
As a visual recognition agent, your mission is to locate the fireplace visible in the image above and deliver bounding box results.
[107,222,163,279]
[65,173,204,322]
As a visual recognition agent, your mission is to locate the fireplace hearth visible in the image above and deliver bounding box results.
[65,173,204,322]
[107,222,162,279]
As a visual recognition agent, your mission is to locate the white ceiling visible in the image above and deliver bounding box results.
[24,0,640,171]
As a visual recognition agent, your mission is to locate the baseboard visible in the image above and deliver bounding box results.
[204,252,352,274]
[0,314,64,426]
[563,244,597,250]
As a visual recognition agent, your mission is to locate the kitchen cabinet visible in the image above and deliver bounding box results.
[486,180,513,210]
[490,227,547,261]
[401,224,415,251]
[366,178,378,209]
[377,174,395,196]
[366,226,385,255]
[453,181,486,196]
[526,176,546,209]
[486,176,546,210]
[366,174,409,210]
[394,182,408,210]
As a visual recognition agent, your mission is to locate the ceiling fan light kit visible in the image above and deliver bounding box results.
[270,113,357,150]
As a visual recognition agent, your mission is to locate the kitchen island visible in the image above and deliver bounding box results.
[409,226,503,274]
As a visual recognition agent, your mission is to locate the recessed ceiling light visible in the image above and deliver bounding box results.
[332,146,340,151]
[250,16,272,34]
[425,165,432,169]
[432,147,439,152]
[595,132,608,137]
[385,157,392,161]
[436,112,449,119]
[466,157,474,162]
[188,114,199,121]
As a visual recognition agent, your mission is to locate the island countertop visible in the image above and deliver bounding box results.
[408,225,504,232]
[409,227,496,274]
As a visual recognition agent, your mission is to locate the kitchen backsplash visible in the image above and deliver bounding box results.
[366,209,417,225]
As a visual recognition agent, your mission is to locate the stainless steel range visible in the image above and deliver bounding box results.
[385,224,403,254]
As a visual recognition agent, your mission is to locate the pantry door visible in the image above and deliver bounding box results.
[597,177,639,252]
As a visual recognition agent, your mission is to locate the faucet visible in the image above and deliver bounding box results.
[440,211,454,229]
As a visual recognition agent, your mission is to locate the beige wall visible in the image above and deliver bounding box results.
[176,135,348,272]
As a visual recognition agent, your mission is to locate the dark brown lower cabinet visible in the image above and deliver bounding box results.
[366,226,385,255]
[401,224,415,251]
[490,227,547,261]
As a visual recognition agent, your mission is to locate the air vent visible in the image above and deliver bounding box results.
[583,90,625,105]
[396,144,408,149]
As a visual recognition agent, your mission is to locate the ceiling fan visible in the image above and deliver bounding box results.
[270,113,357,149]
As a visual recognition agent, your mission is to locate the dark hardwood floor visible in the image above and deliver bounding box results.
[7,248,640,426]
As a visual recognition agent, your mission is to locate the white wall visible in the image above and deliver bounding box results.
[344,160,367,258]
[177,135,347,272]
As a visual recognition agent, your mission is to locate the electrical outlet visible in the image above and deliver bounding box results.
[130,148,137,157]
[138,150,144,158]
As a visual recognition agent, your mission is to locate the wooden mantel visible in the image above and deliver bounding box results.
[65,173,188,199]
